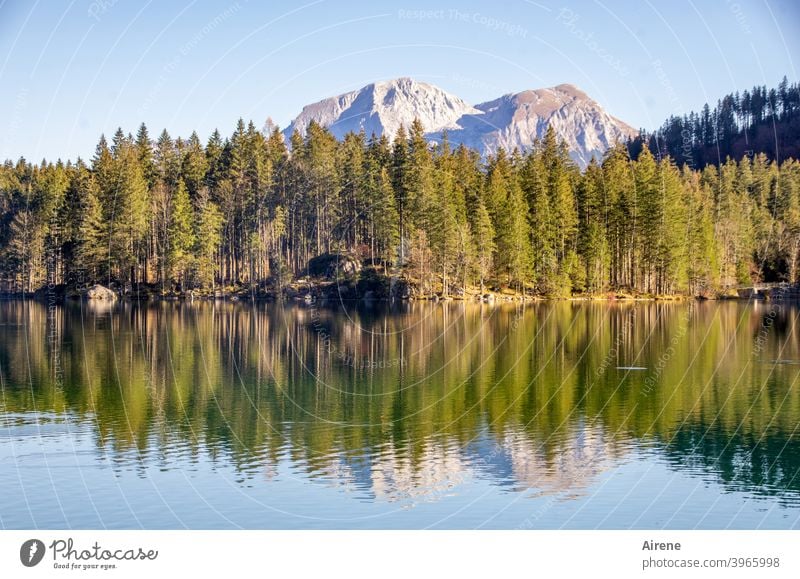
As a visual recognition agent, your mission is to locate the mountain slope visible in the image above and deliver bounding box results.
[436,84,636,166]
[284,77,480,141]
[284,78,636,167]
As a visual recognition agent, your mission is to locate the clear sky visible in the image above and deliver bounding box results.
[1,0,798,162]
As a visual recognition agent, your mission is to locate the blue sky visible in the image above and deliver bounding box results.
[1,0,798,161]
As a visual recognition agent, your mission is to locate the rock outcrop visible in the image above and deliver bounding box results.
[86,284,117,300]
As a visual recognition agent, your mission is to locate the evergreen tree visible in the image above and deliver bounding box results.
[602,144,637,289]
[487,155,532,291]
[405,119,436,238]
[168,179,195,289]
[430,136,461,295]
[106,133,150,286]
[684,168,719,294]
[471,198,495,294]
[654,156,689,293]
[135,123,156,188]
[635,145,659,292]
[519,150,556,291]
[193,187,223,290]
[391,125,410,263]
[77,177,106,281]
[577,160,610,293]
[182,131,208,197]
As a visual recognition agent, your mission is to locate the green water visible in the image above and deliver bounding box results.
[1,299,799,528]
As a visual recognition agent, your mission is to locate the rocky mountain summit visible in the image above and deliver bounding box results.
[284,77,636,167]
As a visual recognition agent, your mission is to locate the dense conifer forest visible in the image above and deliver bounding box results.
[2,79,800,298]
[629,77,800,166]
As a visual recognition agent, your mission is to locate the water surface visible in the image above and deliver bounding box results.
[1,299,799,529]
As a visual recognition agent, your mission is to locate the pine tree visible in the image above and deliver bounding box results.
[491,160,532,291]
[60,160,93,282]
[577,160,610,293]
[654,156,689,293]
[193,187,223,290]
[684,168,718,294]
[106,134,149,286]
[337,131,367,250]
[407,228,433,294]
[182,131,208,197]
[391,125,410,263]
[168,179,195,290]
[471,198,495,294]
[601,143,637,289]
[774,160,800,281]
[405,119,435,237]
[302,120,338,257]
[712,158,754,286]
[78,179,106,281]
[635,145,659,292]
[6,208,43,293]
[365,158,399,269]
[519,150,556,291]
[135,123,156,188]
[545,129,579,277]
[430,136,460,295]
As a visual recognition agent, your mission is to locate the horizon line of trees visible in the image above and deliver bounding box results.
[3,107,800,297]
[629,76,800,168]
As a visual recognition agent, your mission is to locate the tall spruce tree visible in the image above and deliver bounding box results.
[168,179,195,290]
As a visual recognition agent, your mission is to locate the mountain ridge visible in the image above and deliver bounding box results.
[283,77,636,167]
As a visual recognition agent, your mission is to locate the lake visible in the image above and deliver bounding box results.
[1,298,799,529]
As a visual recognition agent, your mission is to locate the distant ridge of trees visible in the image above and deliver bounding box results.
[628,76,800,167]
[3,80,800,298]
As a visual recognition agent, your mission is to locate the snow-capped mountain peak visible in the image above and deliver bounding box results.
[284,77,479,141]
[283,78,636,167]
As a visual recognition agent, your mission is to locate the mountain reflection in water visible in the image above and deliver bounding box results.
[1,299,799,528]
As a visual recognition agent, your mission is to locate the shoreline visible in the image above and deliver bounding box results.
[2,281,793,304]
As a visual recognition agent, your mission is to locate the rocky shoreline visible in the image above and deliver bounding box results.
[8,277,798,304]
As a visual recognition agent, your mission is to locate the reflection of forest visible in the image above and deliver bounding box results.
[1,300,799,500]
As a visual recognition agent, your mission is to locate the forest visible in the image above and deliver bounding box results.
[629,76,800,167]
[2,78,800,298]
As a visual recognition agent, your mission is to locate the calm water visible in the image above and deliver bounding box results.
[1,298,799,529]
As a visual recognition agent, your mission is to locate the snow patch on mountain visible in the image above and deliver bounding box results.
[284,78,637,167]
[284,77,480,141]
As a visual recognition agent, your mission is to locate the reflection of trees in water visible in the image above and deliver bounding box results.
[662,422,800,499]
[1,299,799,501]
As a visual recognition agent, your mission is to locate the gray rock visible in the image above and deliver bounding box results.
[307,253,361,279]
[86,284,117,301]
